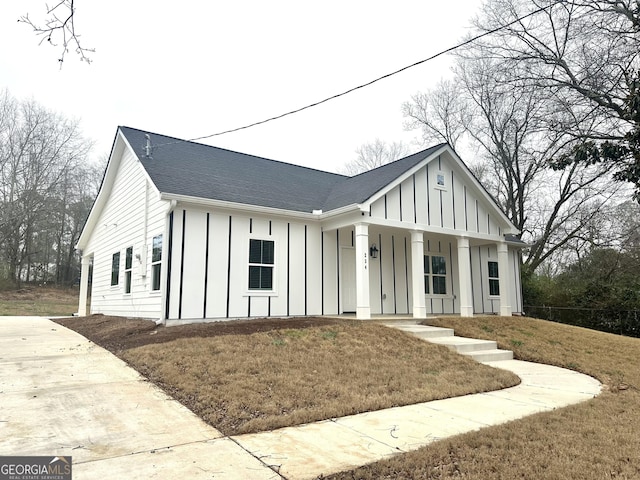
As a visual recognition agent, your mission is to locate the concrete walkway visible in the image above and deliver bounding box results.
[0,317,601,480]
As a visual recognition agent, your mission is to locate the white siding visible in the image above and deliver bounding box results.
[379,232,396,313]
[165,208,325,321]
[469,245,522,314]
[84,149,167,319]
[204,213,231,319]
[400,177,415,223]
[386,188,401,222]
[322,230,339,315]
[369,154,507,239]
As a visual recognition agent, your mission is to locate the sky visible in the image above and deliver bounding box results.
[1,1,482,173]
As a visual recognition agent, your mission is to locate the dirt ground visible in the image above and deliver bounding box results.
[54,314,343,352]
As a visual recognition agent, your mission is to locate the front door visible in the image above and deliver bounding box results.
[341,247,356,313]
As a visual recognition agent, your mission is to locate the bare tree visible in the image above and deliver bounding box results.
[402,79,471,150]
[340,139,410,176]
[0,90,94,285]
[403,43,619,271]
[18,0,94,65]
[471,0,640,200]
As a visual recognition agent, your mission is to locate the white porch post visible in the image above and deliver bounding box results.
[354,223,371,320]
[78,255,90,316]
[497,242,512,316]
[411,231,427,319]
[457,237,474,317]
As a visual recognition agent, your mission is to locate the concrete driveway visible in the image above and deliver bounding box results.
[0,316,279,479]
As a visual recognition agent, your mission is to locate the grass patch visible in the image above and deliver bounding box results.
[0,287,80,316]
[324,316,640,480]
[122,322,518,435]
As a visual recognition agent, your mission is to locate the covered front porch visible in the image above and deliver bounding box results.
[326,222,516,320]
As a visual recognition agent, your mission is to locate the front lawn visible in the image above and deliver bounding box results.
[324,316,640,480]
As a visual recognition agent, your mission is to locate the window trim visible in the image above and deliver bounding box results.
[434,170,448,191]
[111,252,120,287]
[124,246,133,294]
[423,253,449,297]
[488,260,500,297]
[246,237,276,296]
[151,234,162,292]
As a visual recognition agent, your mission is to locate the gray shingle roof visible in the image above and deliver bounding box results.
[119,126,444,214]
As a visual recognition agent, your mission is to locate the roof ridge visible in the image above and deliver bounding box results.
[119,126,348,179]
[346,143,448,180]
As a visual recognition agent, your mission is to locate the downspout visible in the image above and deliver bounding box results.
[140,180,149,278]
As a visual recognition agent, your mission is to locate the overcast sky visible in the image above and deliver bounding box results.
[2,1,482,173]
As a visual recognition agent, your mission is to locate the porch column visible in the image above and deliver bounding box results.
[354,223,371,320]
[78,255,91,316]
[457,237,474,317]
[497,242,512,316]
[410,231,427,318]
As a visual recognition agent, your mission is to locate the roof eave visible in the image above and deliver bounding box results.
[159,192,327,220]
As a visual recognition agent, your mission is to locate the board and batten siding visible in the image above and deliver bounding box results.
[165,208,323,321]
[84,149,167,319]
[469,244,523,314]
[369,155,503,236]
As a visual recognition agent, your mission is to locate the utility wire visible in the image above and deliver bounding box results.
[158,3,554,147]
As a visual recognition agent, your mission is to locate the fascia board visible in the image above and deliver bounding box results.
[76,130,126,251]
[159,193,325,221]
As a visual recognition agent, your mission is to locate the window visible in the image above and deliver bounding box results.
[435,171,447,190]
[248,239,274,290]
[151,235,162,291]
[111,252,120,286]
[124,246,133,294]
[488,261,500,296]
[424,254,447,295]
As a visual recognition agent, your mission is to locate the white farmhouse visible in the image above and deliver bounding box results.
[77,127,525,324]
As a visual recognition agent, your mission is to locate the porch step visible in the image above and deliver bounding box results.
[392,325,455,339]
[386,323,514,364]
[427,336,497,353]
[462,349,514,362]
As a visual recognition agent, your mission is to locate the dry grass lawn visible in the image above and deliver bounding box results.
[0,287,79,316]
[325,316,640,480]
[121,322,519,435]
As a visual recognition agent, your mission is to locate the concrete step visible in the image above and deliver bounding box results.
[393,325,455,339]
[427,336,498,353]
[462,349,514,363]
[383,322,514,363]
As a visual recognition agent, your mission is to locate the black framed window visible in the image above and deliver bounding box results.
[488,261,500,296]
[424,254,447,295]
[111,252,120,286]
[248,239,274,290]
[151,235,162,291]
[124,246,133,294]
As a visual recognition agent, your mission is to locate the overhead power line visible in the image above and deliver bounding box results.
[162,3,555,147]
